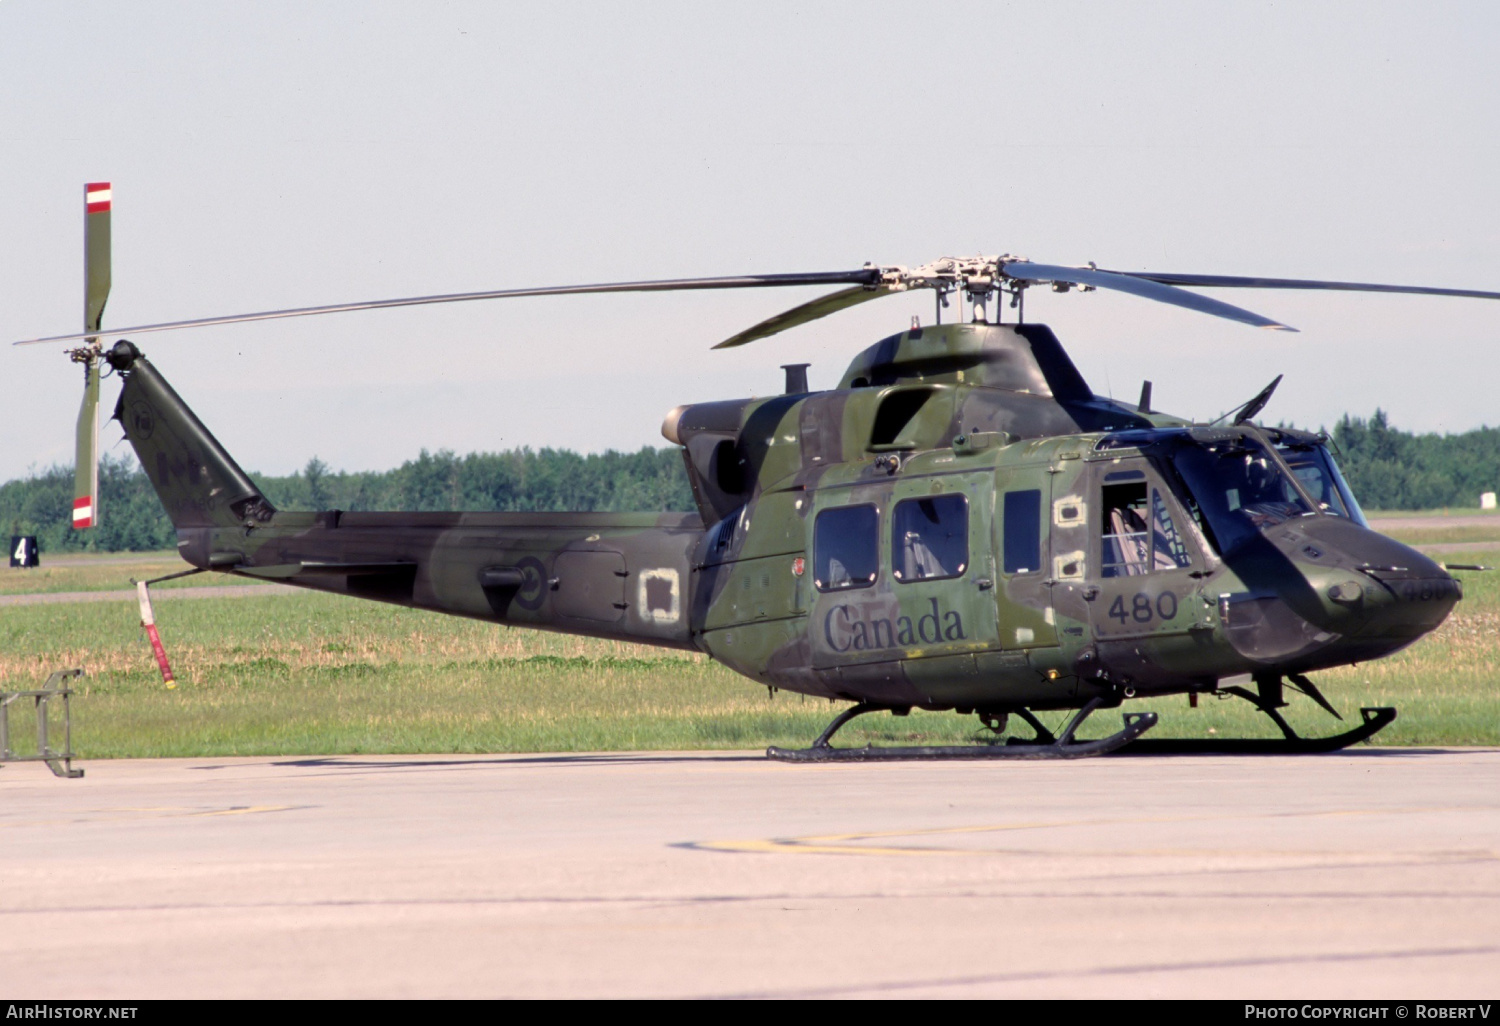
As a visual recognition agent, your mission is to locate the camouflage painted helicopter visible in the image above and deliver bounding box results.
[20,184,1500,759]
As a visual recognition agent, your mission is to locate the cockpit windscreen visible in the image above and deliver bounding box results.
[1169,435,1314,555]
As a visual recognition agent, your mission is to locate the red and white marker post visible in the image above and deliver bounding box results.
[135,581,177,688]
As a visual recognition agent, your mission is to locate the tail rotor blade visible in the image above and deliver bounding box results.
[72,355,100,530]
[84,182,111,336]
[73,181,111,531]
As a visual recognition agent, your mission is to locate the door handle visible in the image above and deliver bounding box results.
[1082,586,1099,600]
[975,577,993,591]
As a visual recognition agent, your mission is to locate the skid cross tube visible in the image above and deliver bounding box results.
[0,669,84,778]
[1010,707,1058,745]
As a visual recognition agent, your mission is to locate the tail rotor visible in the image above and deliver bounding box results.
[69,182,111,531]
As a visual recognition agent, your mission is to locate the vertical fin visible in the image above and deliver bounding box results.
[107,342,274,529]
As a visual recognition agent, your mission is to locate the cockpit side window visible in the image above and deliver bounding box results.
[1101,482,1150,577]
[1151,489,1193,570]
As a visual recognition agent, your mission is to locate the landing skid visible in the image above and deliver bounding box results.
[766,698,1159,763]
[767,671,1397,762]
[1124,706,1397,755]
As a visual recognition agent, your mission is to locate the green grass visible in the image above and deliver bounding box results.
[0,552,267,595]
[0,591,934,757]
[0,551,1497,757]
[1376,525,1500,546]
[1365,507,1500,519]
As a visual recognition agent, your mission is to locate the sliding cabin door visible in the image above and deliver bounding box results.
[1085,459,1206,643]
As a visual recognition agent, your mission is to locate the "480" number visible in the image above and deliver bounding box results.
[1107,591,1178,625]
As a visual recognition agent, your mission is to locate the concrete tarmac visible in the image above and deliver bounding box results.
[1,749,1497,998]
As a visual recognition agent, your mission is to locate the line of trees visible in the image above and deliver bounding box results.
[2,447,695,554]
[5,412,1500,553]
[1331,412,1500,512]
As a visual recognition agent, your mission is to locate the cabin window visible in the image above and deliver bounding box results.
[892,494,968,582]
[1002,489,1042,574]
[814,504,879,591]
[1102,483,1192,576]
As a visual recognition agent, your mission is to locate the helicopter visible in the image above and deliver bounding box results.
[18,182,1500,760]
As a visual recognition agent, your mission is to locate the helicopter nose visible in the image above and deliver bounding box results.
[1294,517,1460,645]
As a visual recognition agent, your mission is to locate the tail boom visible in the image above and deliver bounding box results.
[184,510,704,648]
[107,341,703,649]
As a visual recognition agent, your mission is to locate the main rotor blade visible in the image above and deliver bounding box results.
[1002,262,1297,332]
[712,285,890,349]
[13,269,882,347]
[1102,270,1500,302]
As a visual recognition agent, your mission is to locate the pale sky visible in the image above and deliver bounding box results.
[3,1,1499,483]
